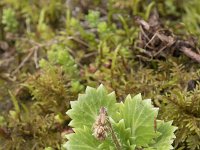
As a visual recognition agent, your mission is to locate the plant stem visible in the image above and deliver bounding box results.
[107,117,122,150]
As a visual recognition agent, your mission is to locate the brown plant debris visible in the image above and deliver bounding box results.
[135,9,200,63]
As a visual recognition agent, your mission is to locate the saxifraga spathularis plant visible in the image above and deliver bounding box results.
[64,85,177,150]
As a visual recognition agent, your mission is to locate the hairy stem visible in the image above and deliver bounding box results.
[107,117,122,150]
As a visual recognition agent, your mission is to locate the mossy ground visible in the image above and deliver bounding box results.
[0,0,200,149]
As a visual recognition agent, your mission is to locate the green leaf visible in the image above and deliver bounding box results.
[64,126,103,150]
[110,118,135,149]
[67,84,117,128]
[149,120,177,150]
[118,94,158,146]
[64,126,115,150]
[9,90,20,113]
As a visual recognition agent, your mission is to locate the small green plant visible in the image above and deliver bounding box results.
[41,44,79,79]
[28,43,83,112]
[64,85,177,150]
[2,8,18,32]
[85,10,100,28]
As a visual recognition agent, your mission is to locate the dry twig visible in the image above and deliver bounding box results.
[180,47,200,63]
[12,39,58,75]
[135,9,200,63]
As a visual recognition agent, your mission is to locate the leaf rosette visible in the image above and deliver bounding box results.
[64,85,177,150]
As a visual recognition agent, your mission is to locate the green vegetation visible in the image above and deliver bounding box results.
[65,85,177,150]
[0,0,199,149]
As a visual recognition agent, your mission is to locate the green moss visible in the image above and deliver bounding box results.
[0,0,200,149]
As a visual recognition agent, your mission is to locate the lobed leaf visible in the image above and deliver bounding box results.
[118,94,159,147]
[67,84,117,128]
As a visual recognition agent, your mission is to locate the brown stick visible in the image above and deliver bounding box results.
[12,39,57,75]
[180,47,200,63]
